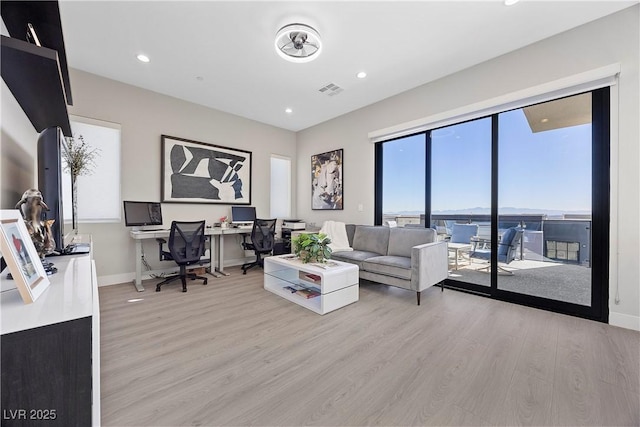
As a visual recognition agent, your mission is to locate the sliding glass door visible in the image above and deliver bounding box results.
[497,94,593,306]
[380,134,426,227]
[431,118,492,288]
[375,88,610,322]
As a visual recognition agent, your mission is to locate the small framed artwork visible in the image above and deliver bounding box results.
[311,149,343,210]
[161,135,252,204]
[0,210,50,304]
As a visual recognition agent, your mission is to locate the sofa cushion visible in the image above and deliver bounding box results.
[332,250,381,270]
[362,256,412,281]
[352,226,390,255]
[387,227,436,258]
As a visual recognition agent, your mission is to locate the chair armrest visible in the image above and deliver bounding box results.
[411,241,449,291]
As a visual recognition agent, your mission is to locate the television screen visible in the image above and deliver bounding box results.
[123,201,163,227]
[231,206,256,223]
[37,126,68,253]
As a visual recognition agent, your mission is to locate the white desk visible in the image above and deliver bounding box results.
[129,227,249,292]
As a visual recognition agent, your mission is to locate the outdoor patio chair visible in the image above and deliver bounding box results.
[449,223,479,243]
[469,227,523,275]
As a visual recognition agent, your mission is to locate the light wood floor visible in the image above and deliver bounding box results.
[99,267,640,426]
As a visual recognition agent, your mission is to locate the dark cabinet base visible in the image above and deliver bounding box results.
[1,317,92,427]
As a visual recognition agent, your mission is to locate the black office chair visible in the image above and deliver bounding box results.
[156,220,208,292]
[241,218,277,274]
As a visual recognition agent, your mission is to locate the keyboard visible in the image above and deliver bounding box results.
[63,243,91,255]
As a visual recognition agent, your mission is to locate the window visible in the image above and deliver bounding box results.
[63,116,121,223]
[380,134,425,226]
[270,155,291,219]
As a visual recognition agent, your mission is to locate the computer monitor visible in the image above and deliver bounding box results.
[123,201,163,228]
[231,206,256,224]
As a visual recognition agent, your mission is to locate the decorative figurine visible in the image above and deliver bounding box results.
[15,189,57,273]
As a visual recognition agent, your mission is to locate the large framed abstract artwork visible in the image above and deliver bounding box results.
[311,149,343,210]
[161,135,252,204]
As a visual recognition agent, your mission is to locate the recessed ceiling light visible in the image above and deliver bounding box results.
[541,118,549,123]
[136,54,150,63]
[356,71,367,79]
[285,108,293,114]
[504,0,520,5]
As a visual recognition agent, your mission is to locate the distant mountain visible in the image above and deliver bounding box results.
[387,207,590,216]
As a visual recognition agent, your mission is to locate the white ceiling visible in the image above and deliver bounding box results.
[58,1,636,132]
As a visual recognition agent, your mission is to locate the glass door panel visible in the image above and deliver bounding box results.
[431,118,492,287]
[497,93,592,305]
[381,134,426,227]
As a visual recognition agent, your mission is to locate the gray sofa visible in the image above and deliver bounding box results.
[331,225,448,305]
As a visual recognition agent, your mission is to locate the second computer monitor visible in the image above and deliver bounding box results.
[231,206,256,225]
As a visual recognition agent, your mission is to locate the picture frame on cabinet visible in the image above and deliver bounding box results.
[0,210,50,304]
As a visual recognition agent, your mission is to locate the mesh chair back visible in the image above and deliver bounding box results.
[168,220,206,264]
[251,219,276,253]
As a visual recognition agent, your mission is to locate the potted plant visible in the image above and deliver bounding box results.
[292,232,332,263]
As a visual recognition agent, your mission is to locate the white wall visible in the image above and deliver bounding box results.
[67,69,297,285]
[296,6,640,329]
[0,81,40,210]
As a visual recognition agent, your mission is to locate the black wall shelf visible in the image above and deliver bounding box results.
[1,35,72,136]
[1,0,72,105]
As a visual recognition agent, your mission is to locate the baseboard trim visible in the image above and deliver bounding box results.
[98,273,134,287]
[609,311,640,331]
[97,258,253,287]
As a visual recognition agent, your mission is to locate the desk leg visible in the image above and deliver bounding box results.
[133,240,145,292]
[207,235,222,278]
[215,234,230,276]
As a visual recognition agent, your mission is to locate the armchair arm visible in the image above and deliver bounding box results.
[411,241,449,291]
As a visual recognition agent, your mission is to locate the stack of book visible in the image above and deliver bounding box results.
[282,284,320,299]
[299,271,321,285]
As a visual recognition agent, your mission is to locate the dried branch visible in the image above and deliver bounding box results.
[63,135,100,179]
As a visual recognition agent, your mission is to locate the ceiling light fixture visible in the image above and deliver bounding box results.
[356,71,367,79]
[136,54,150,63]
[275,23,322,63]
[285,108,293,114]
[504,0,520,5]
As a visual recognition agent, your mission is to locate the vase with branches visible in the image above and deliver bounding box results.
[62,135,100,232]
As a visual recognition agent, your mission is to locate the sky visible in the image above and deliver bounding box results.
[382,108,592,214]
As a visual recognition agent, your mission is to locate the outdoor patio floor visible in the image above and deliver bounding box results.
[448,257,591,306]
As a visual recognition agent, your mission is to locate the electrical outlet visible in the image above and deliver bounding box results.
[358,204,363,212]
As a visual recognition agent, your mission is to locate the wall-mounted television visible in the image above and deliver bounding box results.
[231,206,256,224]
[37,126,71,253]
[123,201,163,228]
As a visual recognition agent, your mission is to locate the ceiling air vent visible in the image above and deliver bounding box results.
[318,83,343,97]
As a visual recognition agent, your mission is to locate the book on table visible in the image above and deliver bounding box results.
[296,288,320,299]
[299,271,322,285]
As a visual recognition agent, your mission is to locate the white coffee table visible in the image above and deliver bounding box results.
[263,255,359,315]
